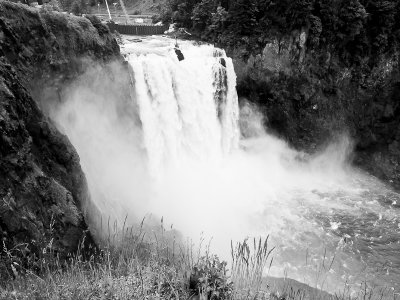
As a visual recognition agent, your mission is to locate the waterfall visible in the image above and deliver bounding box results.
[125,41,239,175]
[50,36,400,295]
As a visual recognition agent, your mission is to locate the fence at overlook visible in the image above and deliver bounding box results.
[107,23,168,35]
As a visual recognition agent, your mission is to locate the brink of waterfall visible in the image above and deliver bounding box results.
[50,36,400,295]
[124,38,240,176]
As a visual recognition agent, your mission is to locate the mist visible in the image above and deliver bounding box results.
[47,39,400,293]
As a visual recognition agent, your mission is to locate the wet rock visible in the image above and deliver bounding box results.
[231,32,400,191]
[0,60,90,279]
[175,48,185,61]
[0,1,122,280]
[220,57,226,67]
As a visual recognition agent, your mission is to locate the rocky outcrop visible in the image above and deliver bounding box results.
[0,2,121,279]
[0,2,120,91]
[231,32,400,191]
[0,58,89,279]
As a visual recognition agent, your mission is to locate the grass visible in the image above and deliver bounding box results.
[0,218,398,300]
[231,237,274,299]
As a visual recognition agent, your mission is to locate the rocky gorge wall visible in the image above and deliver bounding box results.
[229,31,400,191]
[0,1,122,280]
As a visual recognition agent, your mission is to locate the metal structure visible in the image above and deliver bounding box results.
[101,0,167,35]
[104,0,130,24]
[104,0,112,20]
[107,23,168,35]
[118,0,130,24]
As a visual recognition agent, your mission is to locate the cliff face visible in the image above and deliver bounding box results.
[231,32,400,191]
[0,2,119,90]
[0,2,121,279]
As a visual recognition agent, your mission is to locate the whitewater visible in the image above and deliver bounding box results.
[48,36,400,297]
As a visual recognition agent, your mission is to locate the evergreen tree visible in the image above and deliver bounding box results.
[70,0,82,15]
[307,14,322,48]
[220,0,232,10]
[164,0,201,27]
[338,0,367,40]
[365,0,397,55]
[395,1,400,45]
[255,0,272,20]
[228,0,258,35]
[288,0,314,28]
[192,0,217,32]
[258,0,291,37]
[207,5,228,38]
[318,0,340,37]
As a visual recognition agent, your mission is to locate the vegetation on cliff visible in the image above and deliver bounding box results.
[1,220,376,300]
[21,0,167,16]
[160,0,400,189]
[1,2,400,299]
[0,1,120,281]
[161,0,400,60]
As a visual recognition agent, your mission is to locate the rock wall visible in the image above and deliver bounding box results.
[231,32,400,191]
[0,2,121,279]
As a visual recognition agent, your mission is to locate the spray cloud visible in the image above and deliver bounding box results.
[47,37,400,293]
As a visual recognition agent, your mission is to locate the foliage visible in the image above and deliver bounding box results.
[0,218,268,300]
[159,0,400,70]
[192,0,217,32]
[190,255,234,299]
[156,0,400,164]
[209,6,228,35]
[231,237,274,299]
[88,0,97,7]
[58,0,88,14]
[365,0,397,56]
[41,0,62,12]
[164,0,200,27]
[227,0,258,36]
[1,218,396,300]
[70,0,81,15]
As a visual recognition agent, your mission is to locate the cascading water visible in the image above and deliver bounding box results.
[124,40,239,175]
[49,36,400,298]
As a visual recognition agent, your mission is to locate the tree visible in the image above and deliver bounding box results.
[192,0,217,32]
[164,0,200,27]
[395,1,400,45]
[70,0,87,15]
[42,0,62,11]
[206,5,229,40]
[220,0,232,10]
[317,0,341,40]
[287,0,314,28]
[365,0,397,55]
[307,15,322,48]
[209,5,228,32]
[228,0,258,36]
[258,0,292,37]
[338,0,367,40]
[70,0,82,14]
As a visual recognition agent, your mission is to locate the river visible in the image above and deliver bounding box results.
[49,36,400,298]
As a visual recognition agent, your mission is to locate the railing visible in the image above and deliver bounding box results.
[96,13,154,19]
[107,23,168,35]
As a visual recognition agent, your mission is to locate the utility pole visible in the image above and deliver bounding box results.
[104,0,112,20]
[118,0,130,24]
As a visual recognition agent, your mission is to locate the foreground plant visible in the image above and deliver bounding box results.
[1,221,395,300]
[190,255,233,299]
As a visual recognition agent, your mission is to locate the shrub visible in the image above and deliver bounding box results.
[70,0,82,15]
[41,0,62,12]
[190,255,234,299]
[69,0,87,15]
